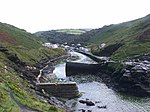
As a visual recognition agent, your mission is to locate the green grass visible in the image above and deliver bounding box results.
[112,41,150,60]
[0,83,21,112]
[7,46,65,64]
[0,22,65,112]
[0,47,64,112]
[89,14,150,60]
[56,29,86,35]
[0,66,63,112]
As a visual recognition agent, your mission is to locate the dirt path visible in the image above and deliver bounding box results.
[36,65,48,83]
[9,90,39,112]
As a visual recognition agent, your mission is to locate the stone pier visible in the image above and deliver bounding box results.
[66,62,101,76]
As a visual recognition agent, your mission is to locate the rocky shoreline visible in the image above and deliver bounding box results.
[77,51,150,97]
[31,54,74,111]
[92,53,150,97]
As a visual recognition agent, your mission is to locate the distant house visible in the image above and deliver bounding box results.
[42,43,51,47]
[64,45,70,50]
[42,43,58,48]
[64,42,68,45]
[77,43,81,47]
[99,43,106,48]
[52,44,59,48]
[71,44,75,46]
[79,47,91,52]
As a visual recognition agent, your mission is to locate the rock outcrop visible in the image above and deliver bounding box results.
[97,54,150,97]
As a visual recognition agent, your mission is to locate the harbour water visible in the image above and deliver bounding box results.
[53,52,150,112]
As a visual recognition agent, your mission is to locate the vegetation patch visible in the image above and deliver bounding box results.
[0,32,17,44]
[137,28,150,41]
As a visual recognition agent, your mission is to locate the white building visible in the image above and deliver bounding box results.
[99,43,106,48]
[79,47,91,52]
[52,44,59,48]
[77,43,81,47]
[42,43,51,47]
[42,43,58,48]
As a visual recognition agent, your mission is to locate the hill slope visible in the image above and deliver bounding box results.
[89,14,150,60]
[35,29,90,44]
[0,22,65,112]
[35,14,150,61]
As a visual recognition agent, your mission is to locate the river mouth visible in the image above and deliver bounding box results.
[53,52,150,112]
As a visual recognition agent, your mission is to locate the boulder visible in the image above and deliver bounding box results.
[79,99,95,106]
[97,105,107,109]
[86,100,95,106]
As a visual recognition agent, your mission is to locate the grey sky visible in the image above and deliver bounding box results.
[0,0,150,33]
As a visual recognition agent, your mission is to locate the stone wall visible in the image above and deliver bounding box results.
[36,82,79,98]
[66,62,101,76]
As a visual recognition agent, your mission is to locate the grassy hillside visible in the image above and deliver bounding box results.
[35,30,77,44]
[89,14,150,60]
[34,29,90,44]
[0,22,65,64]
[0,22,65,112]
[56,29,88,35]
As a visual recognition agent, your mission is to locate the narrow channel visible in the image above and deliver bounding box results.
[53,52,150,112]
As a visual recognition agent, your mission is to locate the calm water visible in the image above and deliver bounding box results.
[53,52,150,112]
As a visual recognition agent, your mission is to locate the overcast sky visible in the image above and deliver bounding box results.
[0,0,150,33]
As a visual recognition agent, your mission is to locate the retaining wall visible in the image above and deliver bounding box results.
[36,82,79,98]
